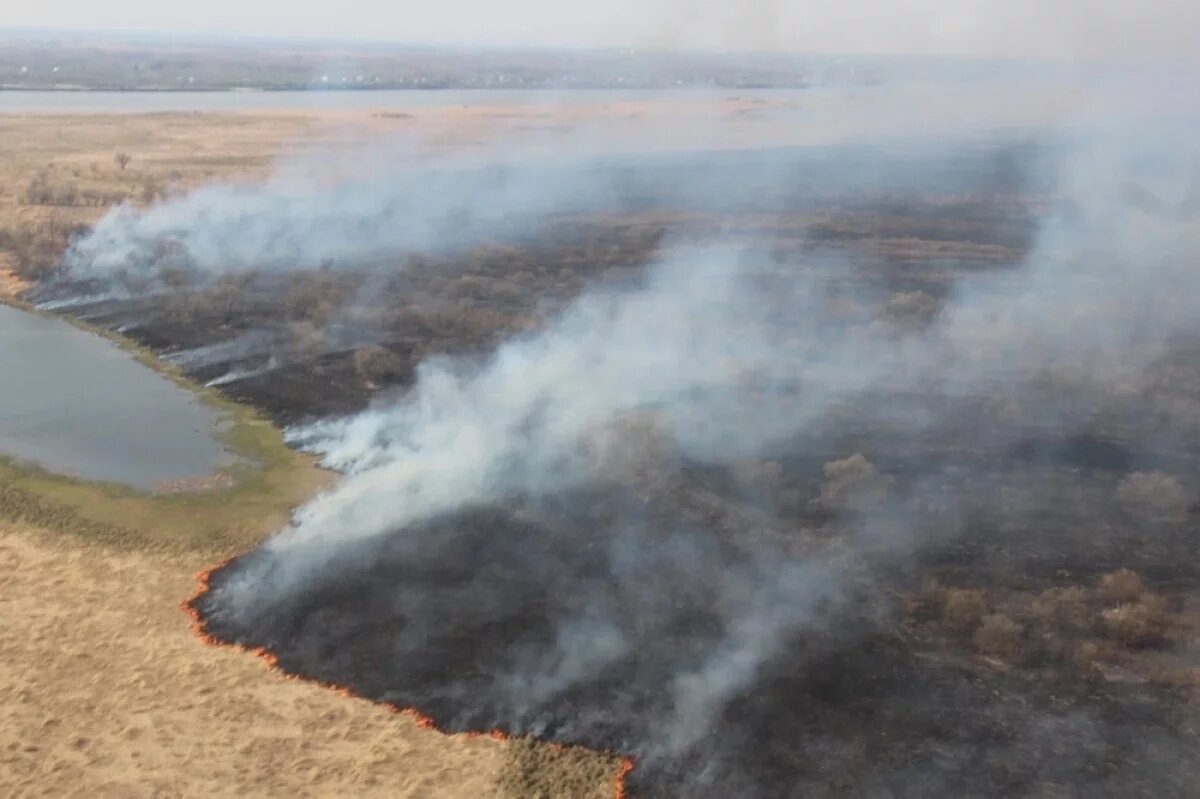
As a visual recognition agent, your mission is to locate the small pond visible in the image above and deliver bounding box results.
[0,304,234,490]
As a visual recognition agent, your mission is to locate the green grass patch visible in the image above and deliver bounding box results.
[0,295,332,555]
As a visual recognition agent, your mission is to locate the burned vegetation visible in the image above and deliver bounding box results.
[36,141,1200,796]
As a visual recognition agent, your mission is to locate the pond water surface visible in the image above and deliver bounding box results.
[0,303,233,490]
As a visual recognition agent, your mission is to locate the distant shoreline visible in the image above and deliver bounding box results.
[0,83,815,93]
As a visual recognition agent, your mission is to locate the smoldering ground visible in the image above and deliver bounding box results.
[21,61,1195,796]
[40,133,1042,425]
[178,124,1200,797]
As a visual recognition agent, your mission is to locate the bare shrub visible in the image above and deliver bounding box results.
[585,412,675,484]
[905,576,949,620]
[1101,594,1172,647]
[1072,640,1119,671]
[23,172,81,207]
[23,171,54,205]
[942,588,987,633]
[819,453,893,511]
[974,613,1023,657]
[1097,569,1144,604]
[54,181,78,206]
[488,280,525,306]
[1116,471,1189,520]
[731,460,783,491]
[285,272,348,326]
[161,292,196,323]
[140,178,165,205]
[7,217,89,280]
[881,290,938,326]
[1030,586,1090,631]
[452,274,493,302]
[193,274,249,324]
[353,344,402,387]
[158,264,193,290]
[288,321,327,363]
[114,152,131,171]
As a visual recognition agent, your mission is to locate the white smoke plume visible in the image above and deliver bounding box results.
[63,148,622,278]
[193,117,1200,761]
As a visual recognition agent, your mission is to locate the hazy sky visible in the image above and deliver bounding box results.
[5,0,1199,59]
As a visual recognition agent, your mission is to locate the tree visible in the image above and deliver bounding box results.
[114,152,131,171]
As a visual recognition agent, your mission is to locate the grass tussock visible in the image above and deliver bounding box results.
[499,737,621,799]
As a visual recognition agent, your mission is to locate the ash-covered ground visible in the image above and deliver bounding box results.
[192,449,1200,797]
[39,134,1200,796]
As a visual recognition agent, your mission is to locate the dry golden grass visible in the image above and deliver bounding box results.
[0,102,749,292]
[0,525,514,799]
[1097,568,1145,604]
[0,104,643,799]
[941,588,988,633]
[1101,595,1173,647]
[973,613,1023,657]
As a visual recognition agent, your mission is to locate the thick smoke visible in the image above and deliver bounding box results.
[63,146,619,279]
[34,58,1189,792]
[188,116,1200,795]
[225,126,1200,561]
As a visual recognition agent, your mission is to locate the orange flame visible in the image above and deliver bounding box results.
[183,560,636,799]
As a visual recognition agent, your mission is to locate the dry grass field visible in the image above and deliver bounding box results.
[6,91,1185,798]
[0,98,757,290]
[0,105,632,799]
[0,524,555,799]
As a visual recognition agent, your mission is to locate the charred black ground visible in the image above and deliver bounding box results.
[193,442,1200,797]
[43,141,1200,797]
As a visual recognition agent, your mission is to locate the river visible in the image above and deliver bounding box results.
[0,88,812,114]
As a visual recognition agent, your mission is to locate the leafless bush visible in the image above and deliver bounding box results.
[114,152,131,171]
[284,272,348,326]
[881,290,938,326]
[353,344,402,387]
[585,412,675,484]
[77,188,128,207]
[731,459,783,491]
[451,274,493,302]
[1097,569,1144,604]
[1030,586,1090,631]
[1072,640,1119,671]
[819,453,893,511]
[23,171,53,205]
[942,588,987,633]
[161,291,197,323]
[140,178,165,205]
[288,321,327,363]
[54,182,78,206]
[191,274,251,323]
[974,613,1023,657]
[5,217,89,280]
[158,264,193,290]
[23,171,81,207]
[1101,594,1172,647]
[487,279,525,306]
[905,576,949,620]
[1116,471,1189,520]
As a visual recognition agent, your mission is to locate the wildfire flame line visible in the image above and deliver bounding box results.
[183,560,637,799]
